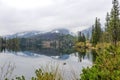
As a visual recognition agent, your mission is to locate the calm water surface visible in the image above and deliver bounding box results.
[0,49,96,80]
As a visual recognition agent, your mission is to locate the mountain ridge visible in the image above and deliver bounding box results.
[5,28,74,39]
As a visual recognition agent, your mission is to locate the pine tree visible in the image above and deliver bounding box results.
[78,32,82,42]
[82,34,86,42]
[91,17,102,46]
[103,12,111,43]
[105,12,110,31]
[108,0,120,46]
[0,37,2,48]
[91,25,94,43]
[78,32,86,43]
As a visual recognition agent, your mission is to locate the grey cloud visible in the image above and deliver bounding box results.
[0,0,113,36]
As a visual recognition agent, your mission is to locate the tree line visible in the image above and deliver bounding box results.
[78,0,120,47]
[0,34,75,53]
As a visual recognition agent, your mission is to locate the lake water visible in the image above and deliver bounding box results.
[0,49,96,80]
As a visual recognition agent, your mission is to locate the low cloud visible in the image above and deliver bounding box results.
[0,0,112,36]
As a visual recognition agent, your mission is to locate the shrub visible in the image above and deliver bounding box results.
[15,65,63,80]
[80,46,120,80]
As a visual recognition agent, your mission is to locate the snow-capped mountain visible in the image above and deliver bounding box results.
[5,28,73,39]
[51,29,70,34]
[5,31,45,39]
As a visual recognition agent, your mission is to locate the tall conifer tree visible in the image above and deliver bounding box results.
[108,0,120,46]
[91,17,102,46]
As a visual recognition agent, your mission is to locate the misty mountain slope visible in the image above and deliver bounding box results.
[5,31,45,39]
[30,29,74,40]
[81,27,92,39]
[5,28,75,40]
[5,27,101,40]
[51,29,70,34]
[81,26,104,39]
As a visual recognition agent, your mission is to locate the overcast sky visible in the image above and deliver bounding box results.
[0,0,113,36]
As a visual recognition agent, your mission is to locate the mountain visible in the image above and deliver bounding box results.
[51,29,70,34]
[81,26,104,39]
[29,29,75,41]
[81,27,92,39]
[5,28,73,39]
[5,31,45,39]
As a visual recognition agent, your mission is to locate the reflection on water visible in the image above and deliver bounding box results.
[0,47,97,80]
[0,48,97,63]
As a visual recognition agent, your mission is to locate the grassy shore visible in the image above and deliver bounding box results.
[75,41,112,50]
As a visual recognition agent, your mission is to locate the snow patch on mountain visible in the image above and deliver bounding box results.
[51,30,60,33]
[5,29,75,39]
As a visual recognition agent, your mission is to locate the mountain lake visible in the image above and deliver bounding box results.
[0,48,97,80]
